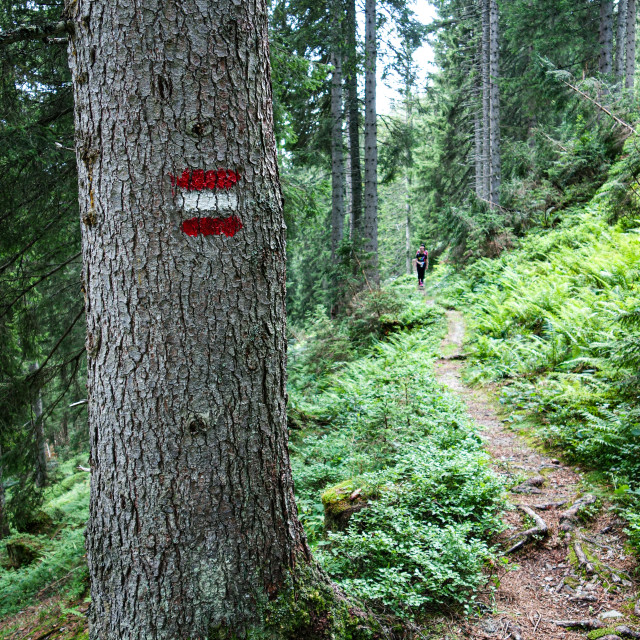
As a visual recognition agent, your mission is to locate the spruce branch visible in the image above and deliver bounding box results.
[0,21,73,47]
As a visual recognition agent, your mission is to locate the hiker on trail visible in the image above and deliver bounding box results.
[415,244,428,287]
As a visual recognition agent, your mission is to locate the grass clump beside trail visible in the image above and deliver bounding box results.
[288,276,505,617]
[0,455,90,622]
[431,187,640,550]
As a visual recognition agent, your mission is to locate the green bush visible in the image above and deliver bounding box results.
[288,292,505,616]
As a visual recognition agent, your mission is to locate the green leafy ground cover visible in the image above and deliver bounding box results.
[430,175,640,550]
[0,278,506,631]
[288,276,505,616]
[0,455,90,624]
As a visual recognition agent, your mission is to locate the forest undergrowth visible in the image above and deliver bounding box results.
[0,279,507,636]
[287,277,505,619]
[430,154,640,558]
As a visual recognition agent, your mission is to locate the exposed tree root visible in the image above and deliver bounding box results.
[505,505,548,554]
[573,540,595,574]
[552,618,604,630]
[533,500,567,510]
[559,493,596,531]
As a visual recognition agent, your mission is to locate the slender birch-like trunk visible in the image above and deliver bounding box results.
[363,0,378,282]
[626,0,636,89]
[28,363,47,488]
[601,0,614,73]
[489,0,501,207]
[617,0,629,84]
[66,0,322,635]
[330,50,345,262]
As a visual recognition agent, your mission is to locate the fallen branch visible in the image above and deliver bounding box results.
[573,541,595,574]
[559,493,596,531]
[0,21,72,47]
[505,505,548,554]
[561,80,637,134]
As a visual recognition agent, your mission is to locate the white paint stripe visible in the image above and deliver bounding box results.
[181,191,238,213]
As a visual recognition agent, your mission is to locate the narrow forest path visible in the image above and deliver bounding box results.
[433,309,639,640]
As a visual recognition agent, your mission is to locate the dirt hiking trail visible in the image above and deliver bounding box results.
[434,309,639,640]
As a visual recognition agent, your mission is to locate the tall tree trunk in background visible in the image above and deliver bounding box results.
[29,362,47,488]
[474,63,484,198]
[405,171,412,275]
[626,0,637,89]
[601,0,614,73]
[0,445,8,539]
[481,0,491,201]
[345,111,353,237]
[330,49,345,262]
[67,0,315,635]
[617,0,628,84]
[489,0,501,207]
[363,0,378,283]
[345,0,363,240]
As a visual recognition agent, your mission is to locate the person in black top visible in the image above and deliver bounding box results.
[415,244,428,287]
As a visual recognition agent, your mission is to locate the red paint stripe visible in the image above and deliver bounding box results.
[170,169,240,191]
[181,216,243,237]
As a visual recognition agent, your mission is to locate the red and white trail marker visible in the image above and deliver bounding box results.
[170,169,243,237]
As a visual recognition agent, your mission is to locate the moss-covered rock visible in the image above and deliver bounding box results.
[321,480,372,532]
[4,534,44,568]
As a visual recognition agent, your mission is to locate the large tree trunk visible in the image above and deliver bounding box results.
[489,0,501,207]
[363,0,378,283]
[481,0,491,201]
[601,0,614,74]
[67,0,314,636]
[626,0,636,89]
[28,362,47,488]
[617,0,628,84]
[345,0,363,240]
[330,50,345,262]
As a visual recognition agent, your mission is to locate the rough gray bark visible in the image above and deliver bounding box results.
[474,66,484,199]
[330,50,345,262]
[345,0,363,239]
[626,0,636,89]
[481,0,491,201]
[363,0,378,283]
[601,1,614,73]
[67,0,312,636]
[345,110,353,238]
[28,363,47,488]
[0,444,8,539]
[489,0,501,207]
[617,0,629,84]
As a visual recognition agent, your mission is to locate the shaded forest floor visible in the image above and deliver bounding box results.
[435,308,640,640]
